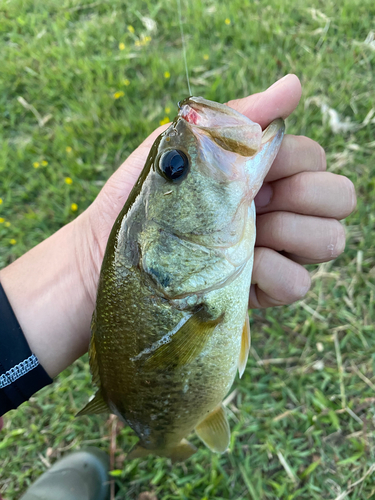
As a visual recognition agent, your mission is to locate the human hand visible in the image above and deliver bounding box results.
[80,74,356,310]
[0,75,356,379]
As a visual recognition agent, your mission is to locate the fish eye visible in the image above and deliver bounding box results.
[158,150,189,182]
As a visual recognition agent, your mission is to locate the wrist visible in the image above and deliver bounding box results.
[0,217,95,378]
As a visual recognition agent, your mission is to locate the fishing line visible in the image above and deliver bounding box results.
[177,0,192,96]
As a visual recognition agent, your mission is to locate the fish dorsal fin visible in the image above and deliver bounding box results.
[76,390,109,416]
[195,404,230,453]
[238,313,251,378]
[144,308,223,370]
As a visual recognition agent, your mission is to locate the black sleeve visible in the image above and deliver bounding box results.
[0,281,53,416]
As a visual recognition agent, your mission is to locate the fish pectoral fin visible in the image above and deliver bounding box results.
[195,404,230,453]
[76,390,109,416]
[126,439,197,463]
[238,313,251,378]
[144,308,224,370]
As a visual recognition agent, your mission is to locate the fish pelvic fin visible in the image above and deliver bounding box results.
[76,389,109,416]
[126,439,197,463]
[238,313,251,378]
[144,308,224,370]
[195,403,230,453]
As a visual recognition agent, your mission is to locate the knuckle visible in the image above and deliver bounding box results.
[289,172,309,205]
[297,136,327,171]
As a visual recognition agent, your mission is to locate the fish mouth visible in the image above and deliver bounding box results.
[178,97,284,158]
[178,96,253,128]
[179,96,284,137]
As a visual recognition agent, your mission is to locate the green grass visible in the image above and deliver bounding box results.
[1,0,375,498]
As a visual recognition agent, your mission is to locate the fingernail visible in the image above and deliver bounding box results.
[269,74,290,90]
[255,183,273,207]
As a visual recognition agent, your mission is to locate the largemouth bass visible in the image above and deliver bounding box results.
[78,97,285,461]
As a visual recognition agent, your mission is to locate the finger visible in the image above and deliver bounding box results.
[227,74,302,128]
[256,212,346,263]
[264,135,326,183]
[256,172,357,219]
[249,247,311,308]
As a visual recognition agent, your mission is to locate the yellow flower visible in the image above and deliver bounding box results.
[128,25,135,34]
[9,239,16,245]
[164,71,170,79]
[160,116,170,126]
[225,18,231,25]
[0,198,2,204]
[203,54,209,60]
[5,221,11,227]
[33,162,40,168]
[71,203,78,212]
[123,79,130,86]
[135,35,151,47]
[0,218,4,223]
[119,42,125,50]
[165,106,171,114]
[41,160,48,166]
[66,146,72,153]
[65,177,73,185]
[113,91,125,99]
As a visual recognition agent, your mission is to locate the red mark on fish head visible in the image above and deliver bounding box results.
[181,106,200,125]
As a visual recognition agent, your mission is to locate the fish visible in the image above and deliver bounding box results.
[78,97,285,461]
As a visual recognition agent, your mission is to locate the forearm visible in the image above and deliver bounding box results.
[0,216,94,378]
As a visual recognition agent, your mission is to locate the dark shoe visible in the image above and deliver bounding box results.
[19,447,110,500]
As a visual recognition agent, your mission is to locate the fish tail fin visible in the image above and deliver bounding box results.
[126,444,150,461]
[126,439,197,463]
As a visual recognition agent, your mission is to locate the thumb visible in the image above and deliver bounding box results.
[227,74,302,128]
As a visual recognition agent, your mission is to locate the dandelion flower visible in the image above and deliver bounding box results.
[119,42,125,50]
[65,177,73,185]
[164,71,170,79]
[225,18,231,25]
[0,218,4,223]
[33,162,40,168]
[203,54,209,60]
[66,146,72,153]
[144,36,151,43]
[123,79,130,86]
[128,25,135,34]
[165,106,171,114]
[5,221,11,227]
[113,91,125,99]
[160,117,170,126]
[71,203,78,212]
[0,198,2,204]
[41,160,48,166]
[10,239,16,245]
